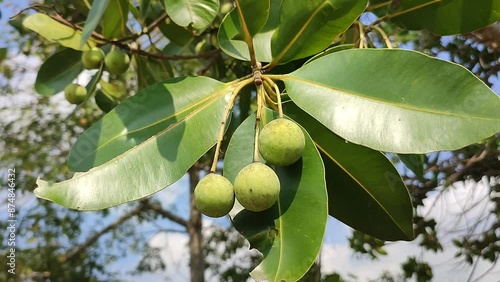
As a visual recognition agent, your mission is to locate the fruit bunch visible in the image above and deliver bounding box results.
[194,73,306,217]
[63,47,130,105]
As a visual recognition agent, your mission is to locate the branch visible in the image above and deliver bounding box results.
[142,201,188,227]
[61,203,145,262]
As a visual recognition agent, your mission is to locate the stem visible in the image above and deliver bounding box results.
[263,80,277,102]
[365,0,392,12]
[262,76,283,118]
[254,85,264,162]
[357,21,366,49]
[210,78,254,172]
[370,0,442,26]
[370,25,393,48]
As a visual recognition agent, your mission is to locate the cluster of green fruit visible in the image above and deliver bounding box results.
[64,48,130,105]
[194,118,306,217]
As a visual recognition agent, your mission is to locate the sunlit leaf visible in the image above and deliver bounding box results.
[102,0,129,39]
[36,78,235,210]
[23,13,98,50]
[284,49,500,153]
[163,0,219,30]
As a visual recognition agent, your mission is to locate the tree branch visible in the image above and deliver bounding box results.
[142,201,188,228]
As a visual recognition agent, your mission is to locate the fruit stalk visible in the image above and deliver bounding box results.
[253,84,265,163]
[262,76,283,118]
[210,78,254,173]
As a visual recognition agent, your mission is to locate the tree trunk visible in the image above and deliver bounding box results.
[188,165,205,282]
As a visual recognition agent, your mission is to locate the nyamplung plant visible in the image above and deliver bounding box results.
[17,0,500,280]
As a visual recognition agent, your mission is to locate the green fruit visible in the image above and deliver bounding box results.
[194,173,235,218]
[234,162,280,212]
[81,47,105,69]
[259,118,306,166]
[104,50,130,74]
[64,84,87,104]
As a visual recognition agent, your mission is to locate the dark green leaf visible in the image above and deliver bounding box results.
[235,0,270,36]
[284,49,500,153]
[36,78,233,210]
[134,54,174,88]
[399,154,426,181]
[285,103,414,241]
[95,90,118,113]
[225,110,327,282]
[35,48,82,96]
[81,0,110,47]
[163,0,219,30]
[377,0,500,35]
[270,0,367,65]
[218,0,280,62]
[23,13,98,50]
[68,76,226,172]
[102,0,129,39]
[304,43,355,65]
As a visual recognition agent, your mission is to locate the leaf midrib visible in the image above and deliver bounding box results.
[285,75,500,121]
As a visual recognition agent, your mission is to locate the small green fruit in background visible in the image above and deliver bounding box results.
[194,173,235,218]
[234,162,280,212]
[81,47,105,69]
[104,50,130,74]
[259,118,306,166]
[64,84,87,104]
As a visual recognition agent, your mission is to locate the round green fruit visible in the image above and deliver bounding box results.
[194,173,235,218]
[234,162,280,212]
[104,50,130,74]
[64,84,87,104]
[259,118,306,166]
[81,47,105,69]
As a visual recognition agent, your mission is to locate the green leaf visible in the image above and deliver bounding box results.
[0,48,7,62]
[163,0,219,30]
[68,76,225,172]
[158,19,194,47]
[36,78,233,210]
[102,0,129,39]
[270,0,367,65]
[377,0,500,35]
[35,48,82,96]
[81,0,110,47]
[218,0,280,62]
[284,49,500,153]
[285,103,414,241]
[225,110,328,282]
[134,53,174,88]
[399,154,426,181]
[304,43,355,65]
[235,0,270,36]
[23,13,98,50]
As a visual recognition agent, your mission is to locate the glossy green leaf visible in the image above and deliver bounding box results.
[376,0,500,35]
[23,13,97,50]
[218,0,280,62]
[304,43,355,65]
[134,54,173,89]
[35,48,82,96]
[225,110,327,282]
[68,76,226,172]
[36,79,233,210]
[270,0,367,65]
[235,0,270,37]
[163,0,219,30]
[399,154,426,181]
[284,49,500,153]
[285,103,414,241]
[81,0,110,47]
[102,0,129,39]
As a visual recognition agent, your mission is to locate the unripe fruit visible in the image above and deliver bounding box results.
[64,84,87,104]
[81,47,105,69]
[194,173,235,218]
[259,118,306,166]
[104,50,130,74]
[234,162,280,212]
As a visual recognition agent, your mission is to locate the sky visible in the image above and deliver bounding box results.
[1,1,500,281]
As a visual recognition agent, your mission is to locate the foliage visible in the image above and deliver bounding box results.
[4,0,500,281]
